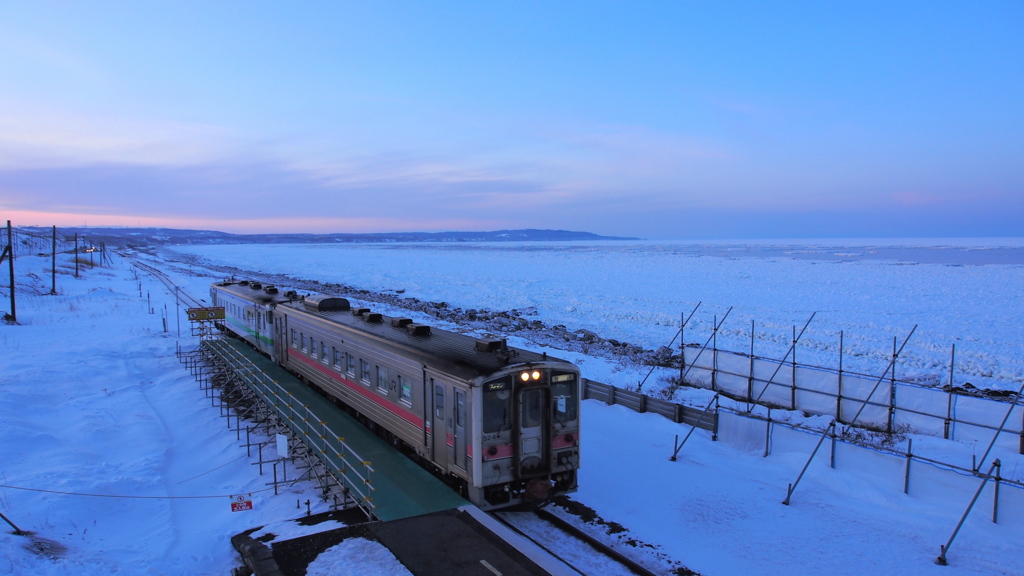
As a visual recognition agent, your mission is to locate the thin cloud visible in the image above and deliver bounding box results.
[892,190,946,207]
[0,105,247,170]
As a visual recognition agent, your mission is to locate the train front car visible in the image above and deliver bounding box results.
[273,295,582,511]
[474,360,580,509]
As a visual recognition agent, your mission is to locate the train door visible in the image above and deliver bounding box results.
[273,316,286,364]
[453,389,467,471]
[253,306,261,347]
[517,387,549,476]
[431,379,448,466]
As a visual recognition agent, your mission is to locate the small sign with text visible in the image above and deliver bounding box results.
[230,494,253,512]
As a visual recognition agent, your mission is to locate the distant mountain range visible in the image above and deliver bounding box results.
[30,227,640,246]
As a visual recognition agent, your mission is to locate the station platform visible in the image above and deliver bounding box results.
[203,337,467,522]
[233,506,576,576]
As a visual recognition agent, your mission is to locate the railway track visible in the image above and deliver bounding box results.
[493,507,664,576]
[127,257,205,309]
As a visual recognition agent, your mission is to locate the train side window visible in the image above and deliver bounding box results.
[301,333,307,352]
[332,347,341,369]
[320,342,328,364]
[434,384,445,419]
[360,359,371,384]
[376,366,388,393]
[398,375,412,405]
[290,329,297,348]
[456,391,465,428]
[346,353,355,377]
[310,339,318,359]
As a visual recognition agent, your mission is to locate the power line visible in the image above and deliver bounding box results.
[0,483,273,500]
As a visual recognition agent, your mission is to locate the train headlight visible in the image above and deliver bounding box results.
[520,370,543,382]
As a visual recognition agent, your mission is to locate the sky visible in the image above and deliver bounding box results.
[0,1,1022,239]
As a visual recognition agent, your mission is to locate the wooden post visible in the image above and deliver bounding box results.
[50,225,57,295]
[5,220,14,322]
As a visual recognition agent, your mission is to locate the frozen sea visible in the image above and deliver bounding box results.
[172,238,1024,392]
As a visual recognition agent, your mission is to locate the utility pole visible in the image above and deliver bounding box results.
[3,220,15,322]
[50,226,57,295]
[74,233,79,278]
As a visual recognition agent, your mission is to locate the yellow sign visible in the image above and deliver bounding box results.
[187,307,225,321]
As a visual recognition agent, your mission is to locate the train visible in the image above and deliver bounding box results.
[210,279,580,509]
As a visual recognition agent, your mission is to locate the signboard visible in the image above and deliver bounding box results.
[187,307,225,321]
[230,494,253,512]
[276,434,289,458]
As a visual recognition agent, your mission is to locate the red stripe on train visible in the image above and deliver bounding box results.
[289,352,424,429]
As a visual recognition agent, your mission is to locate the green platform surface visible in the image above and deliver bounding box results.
[204,338,467,522]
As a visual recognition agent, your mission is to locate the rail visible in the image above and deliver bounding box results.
[203,339,377,514]
[127,257,205,309]
[493,508,664,576]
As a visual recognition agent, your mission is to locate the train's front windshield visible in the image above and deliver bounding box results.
[483,376,512,435]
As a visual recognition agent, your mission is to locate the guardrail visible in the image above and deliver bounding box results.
[583,378,717,432]
[204,339,376,514]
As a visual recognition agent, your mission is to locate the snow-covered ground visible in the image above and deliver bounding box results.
[1,240,1022,575]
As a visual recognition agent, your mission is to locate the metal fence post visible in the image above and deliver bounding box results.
[711,315,718,392]
[791,325,797,410]
[889,336,897,434]
[836,331,844,423]
[783,420,837,505]
[748,320,755,405]
[830,428,836,469]
[904,439,913,494]
[937,459,1000,566]
[993,460,1001,524]
[679,311,685,381]
[713,395,719,441]
[945,344,955,440]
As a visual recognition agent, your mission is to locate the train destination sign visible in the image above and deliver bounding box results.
[187,307,225,321]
